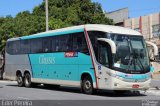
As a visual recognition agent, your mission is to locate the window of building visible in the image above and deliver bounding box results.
[152,24,160,38]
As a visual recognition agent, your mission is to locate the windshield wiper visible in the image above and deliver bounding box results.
[127,40,145,72]
[127,52,138,72]
[133,49,145,71]
[126,39,136,71]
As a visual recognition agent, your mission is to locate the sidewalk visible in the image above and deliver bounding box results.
[144,88,160,96]
[0,80,16,83]
[152,73,160,80]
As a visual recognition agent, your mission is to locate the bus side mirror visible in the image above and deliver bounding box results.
[153,55,160,63]
[146,41,159,62]
[97,38,116,54]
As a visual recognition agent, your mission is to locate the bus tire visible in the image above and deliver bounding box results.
[17,74,24,87]
[82,76,93,95]
[24,73,32,88]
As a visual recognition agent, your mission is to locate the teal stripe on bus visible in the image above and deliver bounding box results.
[20,29,84,40]
[28,52,96,82]
[116,71,150,80]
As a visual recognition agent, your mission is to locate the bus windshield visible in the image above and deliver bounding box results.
[88,31,150,74]
[110,34,150,74]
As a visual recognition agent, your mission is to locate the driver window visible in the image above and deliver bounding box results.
[98,43,109,67]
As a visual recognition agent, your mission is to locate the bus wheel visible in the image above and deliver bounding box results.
[82,76,93,95]
[24,73,31,88]
[17,74,24,87]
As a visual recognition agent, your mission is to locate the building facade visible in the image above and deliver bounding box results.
[106,10,160,58]
[105,8,129,26]
[124,13,160,41]
[124,13,160,57]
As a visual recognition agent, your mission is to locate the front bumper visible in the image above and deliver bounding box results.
[110,77,151,90]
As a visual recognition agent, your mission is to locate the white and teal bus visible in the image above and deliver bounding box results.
[4,24,155,94]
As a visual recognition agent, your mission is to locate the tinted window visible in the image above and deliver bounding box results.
[73,32,89,55]
[13,41,21,54]
[43,37,52,53]
[6,41,12,54]
[30,38,42,53]
[98,42,110,67]
[53,35,73,52]
[55,36,62,52]
[6,32,89,55]
[20,40,30,54]
[60,35,70,52]
[51,37,56,52]
[65,35,73,51]
[6,41,20,55]
[88,31,107,59]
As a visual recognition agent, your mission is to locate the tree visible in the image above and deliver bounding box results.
[0,0,114,52]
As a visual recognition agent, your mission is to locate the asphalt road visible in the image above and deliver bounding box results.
[0,80,160,106]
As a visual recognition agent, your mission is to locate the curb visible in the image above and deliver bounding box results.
[0,80,16,83]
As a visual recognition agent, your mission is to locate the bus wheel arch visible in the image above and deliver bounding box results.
[24,71,32,88]
[16,70,24,87]
[81,73,94,94]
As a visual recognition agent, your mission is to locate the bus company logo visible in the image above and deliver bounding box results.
[65,52,78,57]
[39,55,55,64]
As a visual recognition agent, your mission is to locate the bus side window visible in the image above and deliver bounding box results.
[13,41,20,54]
[73,34,79,51]
[43,37,52,53]
[6,41,13,54]
[66,35,73,51]
[30,38,43,53]
[73,32,89,55]
[96,42,111,67]
[98,43,109,67]
[20,40,30,54]
[55,36,62,52]
[52,36,56,52]
[61,35,72,52]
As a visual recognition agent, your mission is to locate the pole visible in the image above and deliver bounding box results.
[45,0,49,31]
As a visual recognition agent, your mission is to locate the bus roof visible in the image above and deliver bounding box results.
[8,24,142,41]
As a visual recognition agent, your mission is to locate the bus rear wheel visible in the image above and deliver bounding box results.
[24,73,32,88]
[82,76,93,95]
[17,74,24,87]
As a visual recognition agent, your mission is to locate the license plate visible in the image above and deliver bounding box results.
[132,84,139,88]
